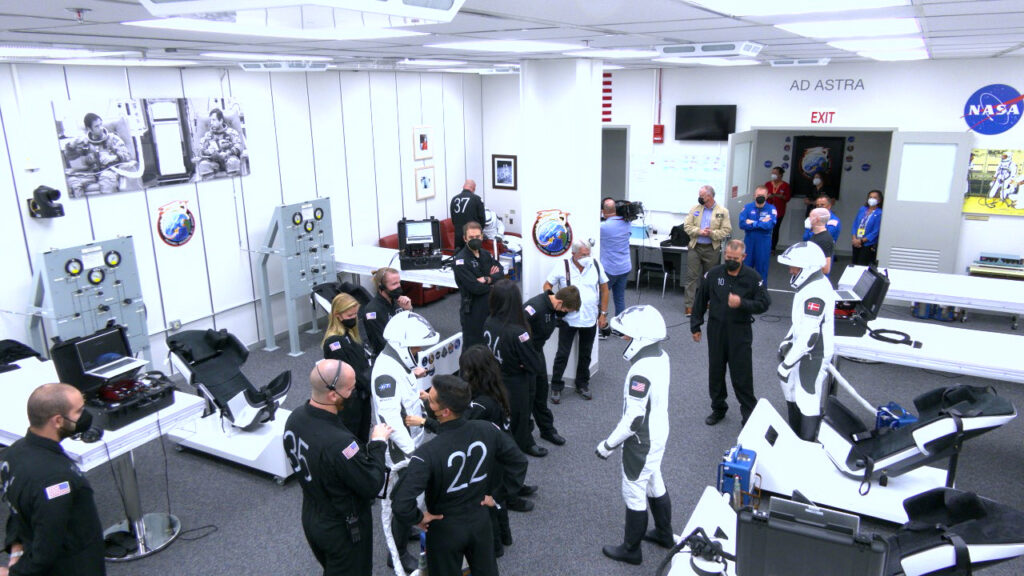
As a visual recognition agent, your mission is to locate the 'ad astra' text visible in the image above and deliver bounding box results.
[790,79,865,91]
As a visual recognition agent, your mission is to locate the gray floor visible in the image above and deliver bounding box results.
[6,259,1024,576]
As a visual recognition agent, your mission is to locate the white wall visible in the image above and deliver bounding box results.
[481,74,521,234]
[0,64,482,367]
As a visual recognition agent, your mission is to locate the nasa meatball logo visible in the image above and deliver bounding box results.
[963,84,1023,135]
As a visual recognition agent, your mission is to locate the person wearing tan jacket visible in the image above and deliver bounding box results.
[683,185,732,314]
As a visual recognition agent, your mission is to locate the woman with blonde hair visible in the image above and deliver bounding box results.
[322,292,373,442]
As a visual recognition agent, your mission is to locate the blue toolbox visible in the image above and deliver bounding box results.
[717,445,757,509]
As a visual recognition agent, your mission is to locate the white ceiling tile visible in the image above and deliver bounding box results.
[922,0,1024,16]
[925,13,1024,31]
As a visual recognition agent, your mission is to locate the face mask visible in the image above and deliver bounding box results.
[804,217,812,229]
[467,238,482,251]
[725,259,741,272]
[813,177,822,186]
[61,409,92,440]
[341,317,357,329]
[698,197,706,206]
[755,196,766,206]
[770,173,778,181]
[555,309,569,318]
[868,198,879,207]
[576,256,592,268]
[387,286,404,301]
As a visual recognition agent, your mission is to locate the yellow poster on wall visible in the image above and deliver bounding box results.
[963,149,1024,216]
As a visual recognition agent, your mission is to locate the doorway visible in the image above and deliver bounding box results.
[602,127,629,201]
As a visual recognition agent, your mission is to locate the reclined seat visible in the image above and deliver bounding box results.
[817,384,1015,483]
[886,488,1024,576]
[167,329,290,430]
[311,280,372,316]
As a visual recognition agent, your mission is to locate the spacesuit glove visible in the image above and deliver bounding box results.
[778,341,792,362]
[595,441,614,459]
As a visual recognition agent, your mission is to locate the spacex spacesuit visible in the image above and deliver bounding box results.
[596,305,674,565]
[989,154,1018,201]
[776,242,835,441]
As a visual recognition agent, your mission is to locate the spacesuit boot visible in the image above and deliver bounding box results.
[786,401,802,433]
[787,401,820,442]
[386,520,419,573]
[642,494,675,548]
[602,509,647,565]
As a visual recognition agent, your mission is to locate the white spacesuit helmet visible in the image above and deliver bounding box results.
[383,311,440,370]
[610,305,667,361]
[778,242,826,290]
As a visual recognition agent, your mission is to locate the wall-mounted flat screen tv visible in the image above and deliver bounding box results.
[674,105,737,141]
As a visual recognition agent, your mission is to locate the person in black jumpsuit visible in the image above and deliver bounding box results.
[362,267,413,357]
[392,375,527,576]
[690,239,771,426]
[484,280,548,459]
[1,383,105,576]
[322,292,374,444]
[522,286,581,446]
[450,179,485,252]
[284,359,393,576]
[453,221,504,349]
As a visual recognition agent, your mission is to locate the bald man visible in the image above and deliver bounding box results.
[284,360,393,576]
[1,383,105,576]
[450,178,485,251]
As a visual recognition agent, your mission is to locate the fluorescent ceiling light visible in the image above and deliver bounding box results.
[426,40,582,53]
[562,49,660,59]
[770,58,830,67]
[124,17,425,41]
[41,58,198,67]
[858,48,928,61]
[654,57,760,66]
[0,46,140,59]
[687,0,908,16]
[434,67,490,74]
[776,18,919,38]
[603,64,624,70]
[202,51,333,61]
[400,58,467,66]
[828,37,923,52]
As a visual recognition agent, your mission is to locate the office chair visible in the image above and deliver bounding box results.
[636,245,670,298]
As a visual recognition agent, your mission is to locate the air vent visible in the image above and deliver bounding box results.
[658,42,763,58]
[239,61,328,72]
[888,247,941,272]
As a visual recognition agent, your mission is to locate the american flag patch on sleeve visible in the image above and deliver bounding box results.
[630,380,646,393]
[329,341,341,351]
[525,305,535,316]
[342,441,360,460]
[366,312,377,320]
[519,332,530,342]
[456,259,464,265]
[45,481,71,500]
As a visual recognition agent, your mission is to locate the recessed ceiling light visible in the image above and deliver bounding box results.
[603,64,624,70]
[0,46,140,59]
[769,58,830,67]
[776,18,919,39]
[201,51,333,62]
[688,0,908,16]
[124,18,426,41]
[562,49,660,59]
[399,58,467,66]
[426,40,582,53]
[828,37,924,52]
[433,68,491,74]
[858,48,929,61]
[40,58,198,67]
[654,57,760,66]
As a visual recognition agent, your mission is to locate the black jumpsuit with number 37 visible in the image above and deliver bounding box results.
[284,403,388,576]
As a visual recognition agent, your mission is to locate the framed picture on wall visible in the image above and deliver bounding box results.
[413,125,433,160]
[791,136,844,200]
[415,165,436,200]
[492,154,517,190]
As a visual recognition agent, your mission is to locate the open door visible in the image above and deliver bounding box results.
[727,130,759,236]
[879,132,972,273]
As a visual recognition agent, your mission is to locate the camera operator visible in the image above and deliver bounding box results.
[600,199,635,332]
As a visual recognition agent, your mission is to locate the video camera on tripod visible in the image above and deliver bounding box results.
[615,200,644,222]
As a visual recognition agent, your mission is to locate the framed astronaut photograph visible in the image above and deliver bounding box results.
[791,136,844,199]
[52,99,148,198]
[413,125,433,161]
[963,148,1024,216]
[492,154,517,190]
[186,98,250,183]
[415,165,436,200]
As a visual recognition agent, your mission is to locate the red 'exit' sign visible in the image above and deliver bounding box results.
[811,110,836,124]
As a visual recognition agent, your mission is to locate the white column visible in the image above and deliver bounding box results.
[518,58,604,381]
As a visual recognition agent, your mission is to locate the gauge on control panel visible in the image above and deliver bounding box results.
[292,212,303,226]
[313,207,324,221]
[88,268,105,285]
[304,221,315,233]
[65,258,83,277]
[104,250,121,268]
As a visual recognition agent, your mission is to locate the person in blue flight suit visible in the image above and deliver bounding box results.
[738,186,777,282]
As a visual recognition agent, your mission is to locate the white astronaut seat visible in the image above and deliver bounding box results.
[167,329,291,430]
[310,280,372,317]
[818,384,1016,484]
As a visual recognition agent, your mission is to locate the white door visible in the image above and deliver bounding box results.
[727,130,758,236]
[879,132,972,273]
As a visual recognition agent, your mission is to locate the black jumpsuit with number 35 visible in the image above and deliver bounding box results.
[284,403,388,576]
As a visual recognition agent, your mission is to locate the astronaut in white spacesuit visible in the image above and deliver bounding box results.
[596,305,674,565]
[776,242,835,442]
[989,154,1018,202]
[372,310,438,573]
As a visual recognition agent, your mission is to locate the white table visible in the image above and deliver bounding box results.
[839,265,1024,327]
[0,357,206,561]
[833,316,1024,384]
[335,245,457,288]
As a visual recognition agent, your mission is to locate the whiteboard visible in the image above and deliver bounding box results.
[629,152,727,213]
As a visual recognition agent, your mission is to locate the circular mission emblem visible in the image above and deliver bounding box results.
[157,200,196,247]
[532,209,573,256]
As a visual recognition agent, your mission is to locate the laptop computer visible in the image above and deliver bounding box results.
[76,328,148,380]
[835,267,876,302]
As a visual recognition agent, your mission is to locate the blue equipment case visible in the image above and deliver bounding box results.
[717,445,757,508]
